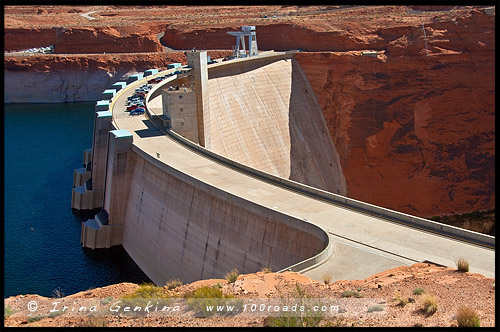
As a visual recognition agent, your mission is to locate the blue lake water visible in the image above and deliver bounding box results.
[4,102,151,298]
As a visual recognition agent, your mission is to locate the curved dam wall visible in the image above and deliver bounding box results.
[207,55,347,195]
[104,120,329,285]
[118,143,328,285]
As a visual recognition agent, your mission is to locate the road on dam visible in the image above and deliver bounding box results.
[109,58,494,283]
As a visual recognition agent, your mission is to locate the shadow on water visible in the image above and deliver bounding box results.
[81,246,152,286]
[72,208,101,221]
[72,208,153,287]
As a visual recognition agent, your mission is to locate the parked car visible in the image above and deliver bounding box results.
[127,104,141,111]
[130,108,145,115]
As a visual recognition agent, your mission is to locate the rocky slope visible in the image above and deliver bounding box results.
[4,263,495,327]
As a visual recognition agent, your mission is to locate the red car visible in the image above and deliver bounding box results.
[126,104,140,111]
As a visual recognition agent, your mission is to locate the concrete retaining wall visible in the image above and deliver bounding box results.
[119,145,329,285]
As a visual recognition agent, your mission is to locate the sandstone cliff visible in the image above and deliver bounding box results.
[292,9,494,218]
[4,51,232,103]
[4,27,163,54]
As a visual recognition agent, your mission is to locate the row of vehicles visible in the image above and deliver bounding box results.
[23,45,54,54]
[147,70,183,84]
[127,68,182,115]
[126,83,152,115]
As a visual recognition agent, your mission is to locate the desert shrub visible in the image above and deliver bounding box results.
[413,288,425,295]
[52,288,64,298]
[456,258,469,272]
[422,294,438,316]
[456,306,480,327]
[119,283,172,316]
[78,316,107,327]
[101,296,114,305]
[126,283,168,298]
[225,269,239,283]
[263,285,323,327]
[27,315,44,323]
[322,317,346,327]
[260,266,272,273]
[165,278,183,290]
[322,272,332,285]
[184,285,240,317]
[341,290,363,298]
[4,304,15,318]
[48,310,63,318]
[367,305,385,313]
[394,292,408,307]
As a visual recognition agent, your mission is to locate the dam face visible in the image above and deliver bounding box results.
[74,50,494,287]
[207,56,346,194]
[121,147,327,284]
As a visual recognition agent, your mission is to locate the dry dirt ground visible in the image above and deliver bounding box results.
[4,5,484,34]
[4,263,495,327]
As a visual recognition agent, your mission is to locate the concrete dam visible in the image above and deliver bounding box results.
[72,50,494,286]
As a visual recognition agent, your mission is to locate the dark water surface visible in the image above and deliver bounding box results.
[4,102,151,298]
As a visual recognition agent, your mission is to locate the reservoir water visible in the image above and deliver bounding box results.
[4,102,151,298]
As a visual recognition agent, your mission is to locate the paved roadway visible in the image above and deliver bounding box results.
[110,68,494,283]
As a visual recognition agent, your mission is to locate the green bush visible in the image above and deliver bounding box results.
[4,304,15,318]
[27,315,44,323]
[412,288,425,295]
[456,306,480,327]
[225,269,239,283]
[341,290,363,298]
[263,285,324,327]
[48,310,63,318]
[367,305,385,313]
[119,283,172,316]
[184,285,240,317]
[101,296,114,305]
[125,283,169,298]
